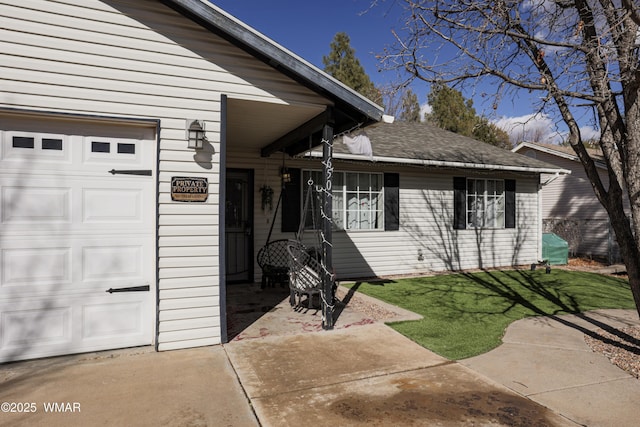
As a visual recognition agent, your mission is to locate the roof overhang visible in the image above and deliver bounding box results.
[512,142,607,170]
[160,0,384,155]
[304,150,572,175]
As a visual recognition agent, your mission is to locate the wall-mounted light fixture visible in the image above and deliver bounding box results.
[280,166,291,183]
[187,120,205,150]
[280,151,291,184]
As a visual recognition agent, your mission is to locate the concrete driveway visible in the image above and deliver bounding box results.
[0,346,258,427]
[225,322,575,426]
[2,285,637,426]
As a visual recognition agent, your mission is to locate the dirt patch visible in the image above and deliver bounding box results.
[331,388,561,426]
[567,257,609,269]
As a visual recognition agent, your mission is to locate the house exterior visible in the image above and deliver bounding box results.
[512,141,624,262]
[0,0,567,363]
[276,122,569,280]
[0,0,383,363]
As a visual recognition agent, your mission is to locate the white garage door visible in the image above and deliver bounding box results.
[0,118,156,362]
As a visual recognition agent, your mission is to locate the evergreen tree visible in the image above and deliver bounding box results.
[425,83,476,136]
[426,83,510,148]
[322,32,382,105]
[399,89,421,122]
[472,117,512,150]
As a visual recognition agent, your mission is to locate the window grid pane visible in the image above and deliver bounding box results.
[304,170,383,231]
[466,179,505,229]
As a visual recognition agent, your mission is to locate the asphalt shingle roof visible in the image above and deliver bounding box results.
[516,141,606,164]
[332,121,568,173]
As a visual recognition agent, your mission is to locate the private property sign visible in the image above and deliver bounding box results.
[171,176,208,202]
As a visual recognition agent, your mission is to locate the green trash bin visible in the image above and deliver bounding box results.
[542,233,569,265]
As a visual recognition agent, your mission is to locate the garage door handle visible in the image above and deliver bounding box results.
[108,169,152,176]
[106,285,150,293]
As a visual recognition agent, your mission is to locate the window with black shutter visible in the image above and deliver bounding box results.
[453,177,515,229]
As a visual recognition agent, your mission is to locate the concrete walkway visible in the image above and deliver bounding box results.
[1,294,638,426]
[462,309,640,427]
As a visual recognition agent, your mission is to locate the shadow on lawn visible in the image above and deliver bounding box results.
[340,279,395,307]
[460,269,640,356]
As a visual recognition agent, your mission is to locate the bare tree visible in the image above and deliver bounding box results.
[380,0,640,316]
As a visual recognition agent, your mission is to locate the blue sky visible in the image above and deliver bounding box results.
[212,1,400,85]
[210,1,589,143]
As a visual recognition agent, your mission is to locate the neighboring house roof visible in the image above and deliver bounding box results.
[161,0,383,154]
[308,121,570,174]
[512,141,607,169]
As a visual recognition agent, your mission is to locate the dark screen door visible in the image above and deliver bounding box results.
[225,169,253,283]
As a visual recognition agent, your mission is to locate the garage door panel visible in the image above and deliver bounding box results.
[82,300,145,340]
[1,186,71,224]
[1,306,72,349]
[83,245,144,282]
[0,294,152,362]
[1,181,153,231]
[83,136,148,168]
[2,132,152,174]
[1,237,150,292]
[83,188,144,223]
[2,131,71,164]
[0,123,156,362]
[1,247,72,287]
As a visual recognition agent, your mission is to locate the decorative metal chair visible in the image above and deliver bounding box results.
[286,239,322,309]
[257,239,290,288]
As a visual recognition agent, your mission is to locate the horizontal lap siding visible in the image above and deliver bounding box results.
[240,154,541,280]
[1,0,326,351]
[534,152,625,260]
[332,172,539,277]
[536,153,609,220]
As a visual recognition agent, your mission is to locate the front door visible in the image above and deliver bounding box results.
[225,169,253,283]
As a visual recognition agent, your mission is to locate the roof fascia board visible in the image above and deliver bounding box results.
[161,0,383,122]
[305,150,572,175]
[513,142,607,170]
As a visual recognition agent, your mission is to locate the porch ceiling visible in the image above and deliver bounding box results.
[226,98,326,154]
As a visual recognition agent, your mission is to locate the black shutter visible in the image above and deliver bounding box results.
[505,179,516,229]
[281,168,301,233]
[453,177,466,230]
[384,173,400,231]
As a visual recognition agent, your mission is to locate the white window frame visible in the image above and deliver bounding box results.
[302,170,384,231]
[466,178,505,229]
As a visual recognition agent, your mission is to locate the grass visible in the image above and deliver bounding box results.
[345,269,636,360]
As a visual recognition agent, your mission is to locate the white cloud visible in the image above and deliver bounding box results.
[493,112,601,145]
[578,125,600,142]
[419,102,432,121]
[493,113,563,144]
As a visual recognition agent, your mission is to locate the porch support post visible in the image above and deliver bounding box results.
[321,119,335,330]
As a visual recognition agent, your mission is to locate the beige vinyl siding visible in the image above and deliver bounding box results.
[241,154,541,280]
[1,0,328,351]
[330,171,539,277]
[535,152,609,220]
[527,150,624,259]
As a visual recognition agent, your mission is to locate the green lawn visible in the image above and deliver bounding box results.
[345,269,635,360]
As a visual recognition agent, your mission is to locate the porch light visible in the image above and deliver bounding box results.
[187,120,205,149]
[280,166,291,183]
